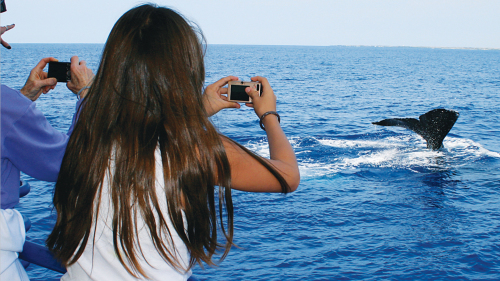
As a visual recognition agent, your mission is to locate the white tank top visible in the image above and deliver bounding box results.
[62,149,191,280]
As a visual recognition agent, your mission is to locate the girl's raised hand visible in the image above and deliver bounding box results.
[244,76,277,118]
[203,75,240,116]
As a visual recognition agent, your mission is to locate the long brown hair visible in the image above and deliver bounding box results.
[47,4,290,278]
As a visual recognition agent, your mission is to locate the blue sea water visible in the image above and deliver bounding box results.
[2,44,500,280]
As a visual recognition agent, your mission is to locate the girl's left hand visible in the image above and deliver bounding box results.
[203,76,240,116]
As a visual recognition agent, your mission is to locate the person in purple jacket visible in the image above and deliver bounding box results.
[1,56,94,280]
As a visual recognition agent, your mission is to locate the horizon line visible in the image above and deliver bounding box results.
[6,43,500,51]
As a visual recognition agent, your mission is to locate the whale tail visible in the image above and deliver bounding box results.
[372,109,459,150]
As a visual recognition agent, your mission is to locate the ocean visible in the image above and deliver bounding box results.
[2,44,500,280]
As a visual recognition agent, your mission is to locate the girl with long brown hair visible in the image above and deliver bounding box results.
[47,4,299,280]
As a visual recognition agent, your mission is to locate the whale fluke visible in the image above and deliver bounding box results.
[372,109,459,150]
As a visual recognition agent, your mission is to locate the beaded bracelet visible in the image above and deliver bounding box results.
[259,111,280,131]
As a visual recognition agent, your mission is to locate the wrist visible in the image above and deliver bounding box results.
[76,86,90,99]
[20,88,36,101]
[259,111,280,131]
[20,88,28,97]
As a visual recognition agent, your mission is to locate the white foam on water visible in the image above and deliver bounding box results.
[318,138,406,149]
[342,148,400,167]
[300,136,497,178]
[240,136,499,179]
[244,140,270,158]
[444,137,500,159]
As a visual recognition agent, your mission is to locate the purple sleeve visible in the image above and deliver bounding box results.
[3,103,68,181]
[2,88,84,182]
[67,98,85,136]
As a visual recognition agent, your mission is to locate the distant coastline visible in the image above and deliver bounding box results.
[337,45,500,51]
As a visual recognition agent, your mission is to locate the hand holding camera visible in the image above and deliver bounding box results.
[66,56,94,99]
[47,56,94,99]
[20,56,94,101]
[203,75,241,116]
[21,57,58,101]
[203,75,277,123]
[242,76,277,119]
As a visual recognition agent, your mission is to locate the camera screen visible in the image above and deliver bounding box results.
[230,85,251,102]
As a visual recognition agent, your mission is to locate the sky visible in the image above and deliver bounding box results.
[1,0,499,49]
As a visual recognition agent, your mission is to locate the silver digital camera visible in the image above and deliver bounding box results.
[227,81,262,103]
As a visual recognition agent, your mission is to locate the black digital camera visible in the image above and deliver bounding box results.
[48,62,71,82]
